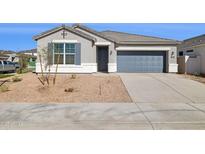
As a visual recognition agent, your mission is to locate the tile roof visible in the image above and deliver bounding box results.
[101,30,180,45]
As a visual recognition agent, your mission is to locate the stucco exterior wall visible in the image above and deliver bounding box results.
[36,29,98,73]
[37,29,95,64]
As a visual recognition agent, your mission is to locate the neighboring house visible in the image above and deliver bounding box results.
[177,34,205,75]
[19,48,37,57]
[0,50,19,62]
[33,24,180,73]
[0,53,10,61]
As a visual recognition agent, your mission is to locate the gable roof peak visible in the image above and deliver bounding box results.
[33,24,96,41]
[72,24,117,43]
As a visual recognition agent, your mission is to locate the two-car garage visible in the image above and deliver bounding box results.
[117,51,167,73]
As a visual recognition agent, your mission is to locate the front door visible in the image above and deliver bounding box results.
[97,46,108,72]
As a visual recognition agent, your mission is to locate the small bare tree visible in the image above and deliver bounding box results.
[53,53,60,85]
[36,47,52,86]
[36,47,61,86]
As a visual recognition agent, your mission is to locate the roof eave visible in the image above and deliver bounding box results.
[73,24,116,43]
[117,41,181,45]
[33,26,63,41]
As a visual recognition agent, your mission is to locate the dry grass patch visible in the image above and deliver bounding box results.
[0,72,132,103]
[0,85,9,92]
[180,74,205,84]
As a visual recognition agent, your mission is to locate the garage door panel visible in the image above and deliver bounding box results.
[117,51,166,73]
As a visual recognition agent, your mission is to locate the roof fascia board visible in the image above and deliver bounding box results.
[116,46,172,51]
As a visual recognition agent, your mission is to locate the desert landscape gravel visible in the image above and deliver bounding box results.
[0,73,132,103]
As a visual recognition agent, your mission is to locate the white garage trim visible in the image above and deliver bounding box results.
[168,64,178,73]
[108,63,117,72]
[116,46,171,51]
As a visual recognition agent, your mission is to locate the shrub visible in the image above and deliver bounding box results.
[12,76,22,82]
[21,68,31,73]
[16,68,31,74]
[16,68,23,74]
[193,72,200,76]
[64,88,74,92]
[0,85,9,92]
[70,74,77,79]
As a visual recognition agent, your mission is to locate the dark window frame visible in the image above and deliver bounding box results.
[53,43,76,65]
[186,49,194,53]
[179,51,184,56]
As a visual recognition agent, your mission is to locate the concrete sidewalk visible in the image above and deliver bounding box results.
[1,103,205,130]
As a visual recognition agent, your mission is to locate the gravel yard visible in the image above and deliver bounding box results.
[0,73,131,103]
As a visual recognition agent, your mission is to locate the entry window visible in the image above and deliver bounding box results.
[53,43,76,64]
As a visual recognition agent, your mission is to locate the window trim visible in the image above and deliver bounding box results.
[53,43,76,65]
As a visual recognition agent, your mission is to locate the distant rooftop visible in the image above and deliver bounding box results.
[179,34,205,48]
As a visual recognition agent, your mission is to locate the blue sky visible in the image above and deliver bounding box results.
[0,23,205,51]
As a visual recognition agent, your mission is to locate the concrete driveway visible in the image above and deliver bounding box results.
[120,73,205,103]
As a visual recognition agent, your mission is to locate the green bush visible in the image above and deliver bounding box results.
[16,68,31,74]
[0,85,9,92]
[12,76,22,82]
[28,61,36,67]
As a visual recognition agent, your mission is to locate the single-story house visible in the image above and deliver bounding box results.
[33,24,180,73]
[177,34,205,75]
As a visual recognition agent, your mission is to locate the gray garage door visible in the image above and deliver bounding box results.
[117,51,166,73]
